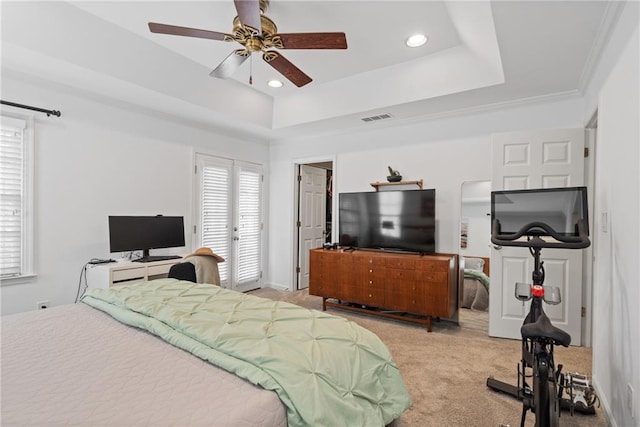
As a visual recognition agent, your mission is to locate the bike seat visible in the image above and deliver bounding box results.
[521,312,571,347]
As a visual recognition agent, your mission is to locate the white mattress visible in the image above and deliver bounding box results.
[1,303,287,426]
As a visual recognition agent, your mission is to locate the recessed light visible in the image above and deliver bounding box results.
[268,80,283,88]
[406,34,428,48]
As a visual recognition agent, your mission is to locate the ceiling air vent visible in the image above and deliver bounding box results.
[361,113,393,123]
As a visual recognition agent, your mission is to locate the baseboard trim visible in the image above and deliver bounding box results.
[262,282,289,292]
[592,377,615,427]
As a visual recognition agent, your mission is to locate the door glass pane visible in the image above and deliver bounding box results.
[237,167,261,284]
[201,164,230,285]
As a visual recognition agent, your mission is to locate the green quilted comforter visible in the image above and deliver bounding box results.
[82,279,411,426]
[464,268,490,292]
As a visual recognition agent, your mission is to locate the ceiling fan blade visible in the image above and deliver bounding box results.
[275,32,347,49]
[148,22,232,41]
[263,51,312,87]
[234,0,262,35]
[210,50,250,78]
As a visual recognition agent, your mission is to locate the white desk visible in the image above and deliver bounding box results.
[86,258,184,289]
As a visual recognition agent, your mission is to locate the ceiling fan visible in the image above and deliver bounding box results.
[148,0,347,87]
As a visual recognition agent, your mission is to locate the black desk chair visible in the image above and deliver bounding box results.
[168,262,197,283]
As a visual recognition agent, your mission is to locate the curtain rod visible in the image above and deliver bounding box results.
[1,100,61,117]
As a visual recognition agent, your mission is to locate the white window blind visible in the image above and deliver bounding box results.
[201,163,231,285]
[0,117,27,278]
[237,167,261,284]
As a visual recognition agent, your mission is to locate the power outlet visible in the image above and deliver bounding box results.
[628,383,635,418]
[37,301,49,310]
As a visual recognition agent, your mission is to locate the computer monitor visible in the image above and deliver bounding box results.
[108,215,185,259]
[491,187,589,237]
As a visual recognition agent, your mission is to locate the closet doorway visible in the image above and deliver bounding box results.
[294,161,334,290]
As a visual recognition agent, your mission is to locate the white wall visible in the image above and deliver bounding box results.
[0,74,269,315]
[268,96,585,290]
[587,7,639,425]
[336,137,490,254]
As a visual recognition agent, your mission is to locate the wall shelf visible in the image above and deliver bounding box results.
[370,179,423,191]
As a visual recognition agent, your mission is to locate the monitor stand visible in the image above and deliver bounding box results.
[133,249,182,263]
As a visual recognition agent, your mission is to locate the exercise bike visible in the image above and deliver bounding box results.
[486,187,594,427]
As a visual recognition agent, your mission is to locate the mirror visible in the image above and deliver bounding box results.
[459,181,491,332]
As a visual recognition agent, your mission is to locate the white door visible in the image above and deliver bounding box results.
[195,154,263,293]
[297,165,327,289]
[489,128,585,342]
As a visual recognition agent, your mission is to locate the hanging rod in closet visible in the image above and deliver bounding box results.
[1,100,61,117]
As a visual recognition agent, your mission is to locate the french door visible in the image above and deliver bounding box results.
[195,154,263,292]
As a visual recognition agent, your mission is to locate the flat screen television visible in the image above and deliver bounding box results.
[491,186,589,237]
[108,215,185,262]
[338,189,436,253]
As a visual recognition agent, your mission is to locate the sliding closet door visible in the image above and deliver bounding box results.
[195,154,263,292]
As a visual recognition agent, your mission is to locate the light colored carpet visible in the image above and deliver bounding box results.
[249,287,606,427]
[459,307,489,332]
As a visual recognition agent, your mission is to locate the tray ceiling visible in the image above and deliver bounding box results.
[0,1,615,141]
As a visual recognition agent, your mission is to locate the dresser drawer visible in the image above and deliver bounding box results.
[385,257,415,269]
[419,271,448,283]
[112,267,145,283]
[148,264,172,276]
[385,268,417,282]
[416,260,450,272]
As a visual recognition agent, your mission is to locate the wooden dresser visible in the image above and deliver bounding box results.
[309,248,458,331]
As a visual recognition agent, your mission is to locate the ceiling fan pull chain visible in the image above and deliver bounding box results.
[249,54,253,85]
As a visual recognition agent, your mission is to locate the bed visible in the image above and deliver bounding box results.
[2,279,411,426]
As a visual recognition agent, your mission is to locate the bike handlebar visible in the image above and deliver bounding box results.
[491,219,591,249]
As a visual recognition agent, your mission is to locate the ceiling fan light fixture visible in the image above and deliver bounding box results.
[268,79,283,88]
[406,34,428,48]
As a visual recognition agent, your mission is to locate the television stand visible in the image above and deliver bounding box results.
[309,249,458,331]
[133,255,182,263]
[86,257,184,288]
